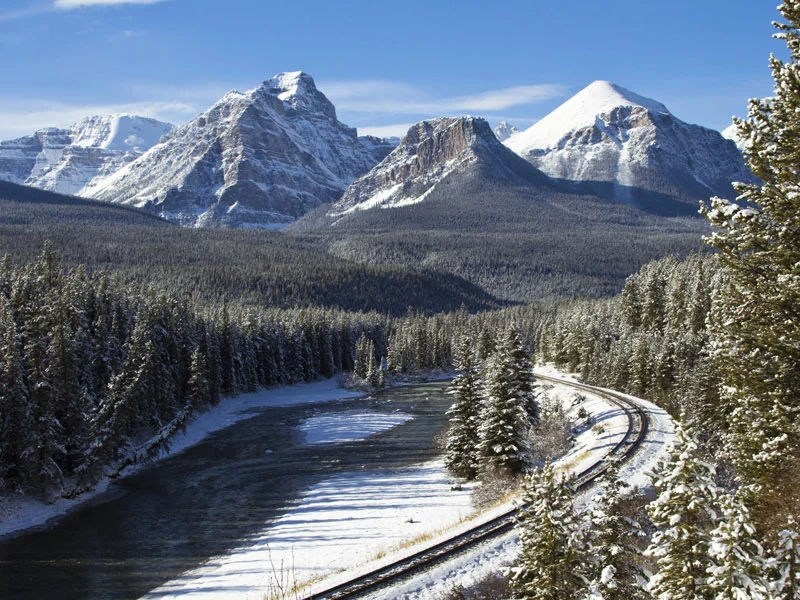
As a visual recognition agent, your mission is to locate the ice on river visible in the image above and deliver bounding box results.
[298,409,413,445]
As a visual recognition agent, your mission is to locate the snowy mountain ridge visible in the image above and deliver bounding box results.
[86,71,394,228]
[0,114,173,196]
[321,116,537,223]
[504,80,756,209]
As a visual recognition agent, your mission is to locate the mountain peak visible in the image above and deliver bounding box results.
[311,115,547,223]
[577,80,669,115]
[252,71,336,119]
[506,81,668,155]
[493,121,520,142]
[504,80,755,211]
[266,71,316,98]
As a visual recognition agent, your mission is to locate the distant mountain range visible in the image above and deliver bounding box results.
[0,115,173,197]
[0,75,753,229]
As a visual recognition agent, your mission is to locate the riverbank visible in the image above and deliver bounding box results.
[0,378,364,539]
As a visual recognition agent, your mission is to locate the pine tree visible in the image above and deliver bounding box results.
[444,335,482,480]
[507,461,587,600]
[0,297,36,490]
[700,0,800,520]
[186,348,211,408]
[645,421,720,600]
[706,492,768,600]
[771,515,800,599]
[478,327,536,475]
[583,464,648,600]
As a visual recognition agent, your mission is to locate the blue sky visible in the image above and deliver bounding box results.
[0,0,783,140]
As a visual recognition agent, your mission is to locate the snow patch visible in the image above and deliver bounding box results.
[341,183,403,214]
[298,410,412,444]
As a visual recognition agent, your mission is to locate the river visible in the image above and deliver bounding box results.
[0,380,452,600]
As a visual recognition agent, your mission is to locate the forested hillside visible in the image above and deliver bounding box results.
[294,173,708,302]
[0,184,500,315]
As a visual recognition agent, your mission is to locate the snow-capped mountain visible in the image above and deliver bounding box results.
[505,81,756,207]
[293,116,553,229]
[0,115,173,196]
[493,121,520,142]
[87,72,394,228]
[721,123,746,153]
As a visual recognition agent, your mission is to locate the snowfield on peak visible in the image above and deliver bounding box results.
[506,80,668,156]
[69,114,174,153]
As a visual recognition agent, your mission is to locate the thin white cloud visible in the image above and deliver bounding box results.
[53,0,168,9]
[0,78,246,140]
[319,79,567,115]
[0,0,167,22]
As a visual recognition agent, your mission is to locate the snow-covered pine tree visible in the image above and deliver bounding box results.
[645,420,720,600]
[0,296,36,491]
[508,461,587,600]
[444,334,482,480]
[707,492,769,600]
[700,0,800,522]
[186,347,211,408]
[583,463,648,600]
[478,327,536,475]
[771,515,800,599]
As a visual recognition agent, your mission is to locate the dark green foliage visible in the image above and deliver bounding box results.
[700,0,800,521]
[478,327,537,475]
[508,461,586,600]
[444,335,482,479]
[0,248,428,498]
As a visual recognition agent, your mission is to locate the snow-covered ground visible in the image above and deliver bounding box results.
[356,366,676,599]
[0,379,363,539]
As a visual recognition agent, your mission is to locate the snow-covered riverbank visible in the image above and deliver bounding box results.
[0,379,364,539]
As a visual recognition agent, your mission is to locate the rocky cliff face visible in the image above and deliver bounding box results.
[505,81,756,208]
[0,115,173,196]
[86,72,392,228]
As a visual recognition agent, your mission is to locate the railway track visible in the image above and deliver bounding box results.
[307,375,651,600]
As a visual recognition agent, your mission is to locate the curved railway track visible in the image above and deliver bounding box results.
[307,375,651,600]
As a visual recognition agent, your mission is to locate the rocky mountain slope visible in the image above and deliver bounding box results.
[505,81,756,211]
[86,72,394,228]
[295,116,554,228]
[0,115,173,196]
